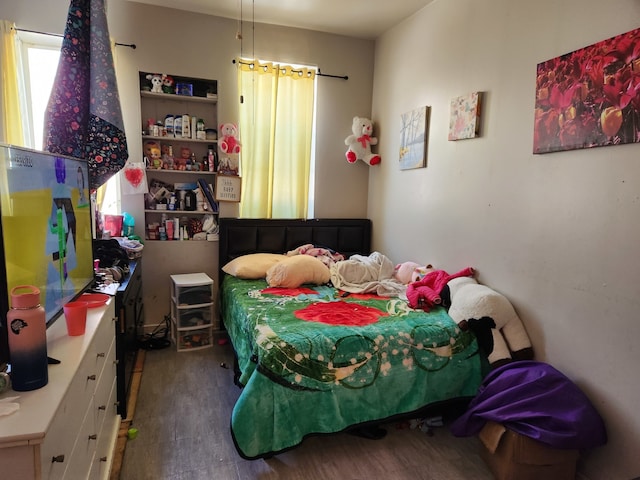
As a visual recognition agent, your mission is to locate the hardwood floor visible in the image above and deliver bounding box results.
[119,344,494,480]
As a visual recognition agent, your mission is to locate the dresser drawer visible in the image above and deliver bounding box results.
[62,398,96,480]
[88,315,116,377]
[93,341,116,430]
[40,360,96,479]
[89,378,118,480]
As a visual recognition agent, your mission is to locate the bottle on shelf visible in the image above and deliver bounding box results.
[207,145,215,172]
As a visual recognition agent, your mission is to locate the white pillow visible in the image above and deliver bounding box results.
[222,253,288,279]
[266,255,331,288]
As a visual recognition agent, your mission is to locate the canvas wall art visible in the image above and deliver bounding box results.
[533,26,640,154]
[399,106,430,170]
[448,92,482,140]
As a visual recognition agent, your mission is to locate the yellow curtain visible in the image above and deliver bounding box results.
[238,59,316,218]
[0,20,25,145]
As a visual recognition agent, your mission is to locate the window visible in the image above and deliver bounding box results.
[237,58,317,218]
[16,30,120,214]
[17,31,60,150]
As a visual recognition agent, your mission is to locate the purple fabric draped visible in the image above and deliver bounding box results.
[450,360,607,449]
[44,0,127,189]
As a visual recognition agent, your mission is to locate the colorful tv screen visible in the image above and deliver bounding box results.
[0,144,94,347]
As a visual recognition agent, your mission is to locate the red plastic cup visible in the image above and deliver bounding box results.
[63,301,88,336]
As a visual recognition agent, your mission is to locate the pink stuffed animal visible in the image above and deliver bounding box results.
[219,123,241,154]
[406,267,475,311]
[394,262,434,284]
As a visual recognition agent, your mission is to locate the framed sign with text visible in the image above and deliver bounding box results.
[215,175,242,202]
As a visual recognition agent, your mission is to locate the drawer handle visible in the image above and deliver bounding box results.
[100,456,108,462]
[88,434,98,440]
[52,455,65,463]
[97,352,105,358]
[98,405,106,411]
[87,374,96,381]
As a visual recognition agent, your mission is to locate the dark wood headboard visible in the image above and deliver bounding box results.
[218,218,372,270]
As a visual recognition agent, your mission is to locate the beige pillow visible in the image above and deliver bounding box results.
[222,253,288,279]
[266,255,331,288]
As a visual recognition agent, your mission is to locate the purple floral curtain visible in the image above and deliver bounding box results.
[44,0,127,189]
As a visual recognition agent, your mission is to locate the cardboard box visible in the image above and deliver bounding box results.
[478,421,579,480]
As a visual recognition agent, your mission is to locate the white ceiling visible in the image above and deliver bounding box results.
[126,0,435,39]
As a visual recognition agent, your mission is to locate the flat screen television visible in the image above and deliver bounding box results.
[0,144,95,367]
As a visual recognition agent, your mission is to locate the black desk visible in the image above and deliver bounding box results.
[115,260,144,418]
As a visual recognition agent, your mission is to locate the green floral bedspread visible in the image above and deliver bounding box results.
[221,275,483,459]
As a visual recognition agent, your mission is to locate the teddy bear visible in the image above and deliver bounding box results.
[394,262,434,284]
[446,276,534,368]
[219,123,241,154]
[146,73,163,93]
[345,116,381,166]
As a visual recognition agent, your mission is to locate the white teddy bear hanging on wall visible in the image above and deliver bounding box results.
[345,116,381,166]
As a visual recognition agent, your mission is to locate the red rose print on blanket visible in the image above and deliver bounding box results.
[262,287,318,296]
[295,301,388,326]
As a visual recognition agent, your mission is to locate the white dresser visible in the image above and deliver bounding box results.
[0,300,119,480]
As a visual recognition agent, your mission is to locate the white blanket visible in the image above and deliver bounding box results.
[330,252,406,297]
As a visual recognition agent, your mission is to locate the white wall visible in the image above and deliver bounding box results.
[370,0,640,478]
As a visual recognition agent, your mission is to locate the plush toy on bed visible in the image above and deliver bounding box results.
[446,277,534,368]
[219,123,241,154]
[345,116,381,166]
[393,262,434,284]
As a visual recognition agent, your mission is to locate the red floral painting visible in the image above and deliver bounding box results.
[534,27,640,154]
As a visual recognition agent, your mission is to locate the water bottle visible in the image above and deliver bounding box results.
[6,286,48,391]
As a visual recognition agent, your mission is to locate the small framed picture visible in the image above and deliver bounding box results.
[215,175,242,202]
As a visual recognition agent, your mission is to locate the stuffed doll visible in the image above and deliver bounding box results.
[406,267,475,311]
[143,140,162,169]
[446,277,534,368]
[345,116,381,166]
[146,73,163,93]
[161,74,175,94]
[394,262,434,284]
[219,123,241,154]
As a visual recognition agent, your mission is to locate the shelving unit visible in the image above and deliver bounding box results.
[138,72,222,341]
[139,71,219,243]
[170,273,215,352]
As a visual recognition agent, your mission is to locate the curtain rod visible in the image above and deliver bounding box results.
[13,27,136,49]
[232,58,348,80]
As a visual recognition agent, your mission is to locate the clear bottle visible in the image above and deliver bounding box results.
[7,285,48,391]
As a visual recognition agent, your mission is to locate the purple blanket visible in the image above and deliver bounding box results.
[450,360,607,449]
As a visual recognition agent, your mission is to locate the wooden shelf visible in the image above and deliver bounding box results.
[140,90,217,103]
[142,135,217,145]
[146,168,216,175]
[144,209,218,215]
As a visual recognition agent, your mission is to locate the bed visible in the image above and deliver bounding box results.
[218,218,484,459]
